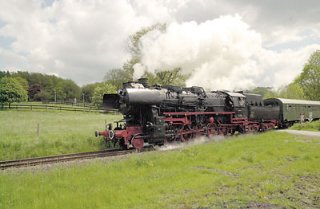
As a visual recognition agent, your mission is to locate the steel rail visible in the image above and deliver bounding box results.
[0,147,153,170]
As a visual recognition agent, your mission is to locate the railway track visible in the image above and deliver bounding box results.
[0,147,153,170]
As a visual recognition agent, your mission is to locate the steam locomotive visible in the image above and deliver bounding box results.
[95,78,283,150]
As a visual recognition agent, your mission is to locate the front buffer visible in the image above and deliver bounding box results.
[95,125,144,151]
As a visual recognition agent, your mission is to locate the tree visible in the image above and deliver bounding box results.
[11,75,29,91]
[0,77,28,105]
[104,68,133,89]
[0,71,10,79]
[92,83,117,107]
[296,50,320,100]
[308,50,320,66]
[34,90,51,102]
[278,83,305,99]
[145,68,188,86]
[28,84,42,101]
[250,83,305,100]
[62,79,81,101]
[250,87,275,99]
[81,82,101,103]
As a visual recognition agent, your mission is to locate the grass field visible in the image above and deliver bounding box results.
[290,120,320,131]
[1,132,319,209]
[0,110,122,160]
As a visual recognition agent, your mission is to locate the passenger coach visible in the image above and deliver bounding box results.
[264,98,320,127]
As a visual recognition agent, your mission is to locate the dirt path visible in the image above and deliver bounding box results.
[278,129,320,137]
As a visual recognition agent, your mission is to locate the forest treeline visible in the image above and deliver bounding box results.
[0,71,82,103]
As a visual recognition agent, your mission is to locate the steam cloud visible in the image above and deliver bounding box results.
[133,15,318,90]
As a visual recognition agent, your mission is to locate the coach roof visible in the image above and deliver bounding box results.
[265,98,320,106]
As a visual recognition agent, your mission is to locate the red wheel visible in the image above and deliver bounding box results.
[132,137,144,151]
[180,125,192,142]
[207,124,217,137]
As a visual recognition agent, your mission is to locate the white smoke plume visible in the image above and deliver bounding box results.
[133,15,261,90]
[133,15,319,90]
[156,135,225,151]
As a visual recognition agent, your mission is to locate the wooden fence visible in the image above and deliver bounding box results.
[0,103,101,112]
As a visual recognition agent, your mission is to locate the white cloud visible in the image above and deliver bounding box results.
[0,0,319,88]
[256,45,320,87]
[0,0,173,84]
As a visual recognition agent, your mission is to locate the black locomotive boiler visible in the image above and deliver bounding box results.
[95,78,281,150]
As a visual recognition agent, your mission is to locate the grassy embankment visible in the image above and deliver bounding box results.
[0,110,121,160]
[290,120,320,131]
[1,132,319,209]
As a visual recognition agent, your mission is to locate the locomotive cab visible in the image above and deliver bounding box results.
[223,92,247,118]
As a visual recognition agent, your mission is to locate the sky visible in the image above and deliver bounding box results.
[0,0,319,90]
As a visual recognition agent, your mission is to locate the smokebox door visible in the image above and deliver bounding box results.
[103,94,120,110]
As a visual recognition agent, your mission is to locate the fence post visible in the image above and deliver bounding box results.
[37,123,40,139]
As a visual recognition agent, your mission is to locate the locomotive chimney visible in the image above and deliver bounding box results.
[123,81,133,88]
[138,78,149,88]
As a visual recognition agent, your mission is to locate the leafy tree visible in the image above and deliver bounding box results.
[28,84,42,101]
[62,79,81,101]
[278,83,305,99]
[296,50,320,100]
[92,83,117,107]
[11,75,29,91]
[104,68,133,89]
[250,83,305,100]
[34,90,51,102]
[145,68,188,86]
[308,50,320,65]
[54,84,66,102]
[0,71,10,79]
[263,91,278,99]
[0,77,28,104]
[81,82,101,103]
[250,87,275,99]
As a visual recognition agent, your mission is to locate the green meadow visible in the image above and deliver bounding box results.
[290,120,320,132]
[0,110,121,160]
[1,132,319,209]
